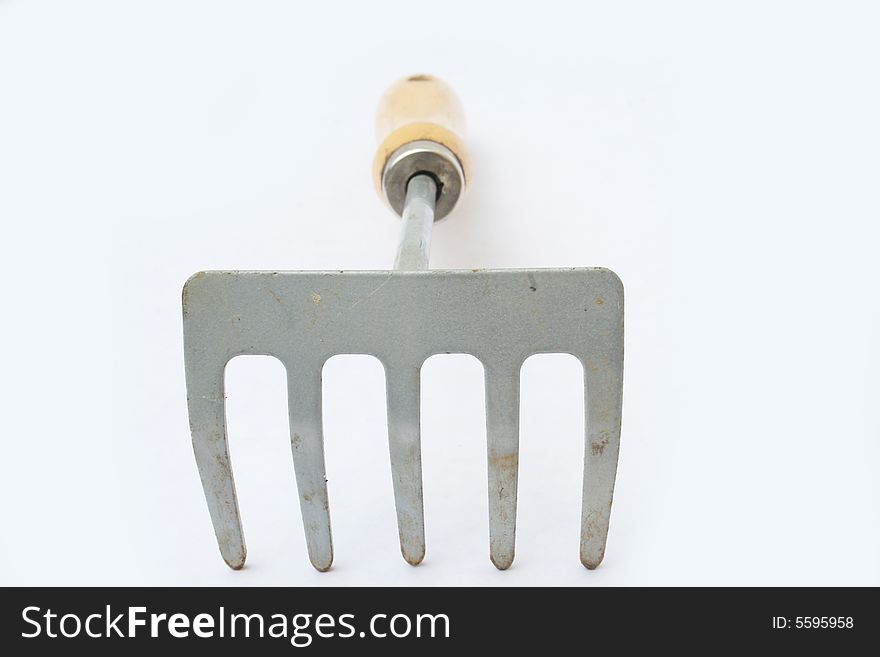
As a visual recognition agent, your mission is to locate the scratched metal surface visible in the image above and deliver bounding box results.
[183,268,624,572]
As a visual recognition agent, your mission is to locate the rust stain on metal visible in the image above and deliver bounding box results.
[401,540,425,566]
[211,448,232,477]
[489,453,519,469]
[595,296,605,307]
[182,272,206,319]
[583,510,601,543]
[591,431,610,456]
[217,531,246,570]
[489,543,515,570]
[301,491,328,512]
[581,509,607,570]
[310,291,322,304]
[396,512,425,565]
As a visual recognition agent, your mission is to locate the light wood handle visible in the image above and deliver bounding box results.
[372,75,470,208]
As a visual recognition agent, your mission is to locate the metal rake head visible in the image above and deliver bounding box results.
[182,75,624,573]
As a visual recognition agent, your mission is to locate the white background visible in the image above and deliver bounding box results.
[1,0,878,586]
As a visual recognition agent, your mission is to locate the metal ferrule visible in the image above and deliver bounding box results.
[381,140,464,221]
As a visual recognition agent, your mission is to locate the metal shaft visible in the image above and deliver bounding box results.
[393,174,437,270]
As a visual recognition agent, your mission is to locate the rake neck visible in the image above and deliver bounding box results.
[393,174,437,271]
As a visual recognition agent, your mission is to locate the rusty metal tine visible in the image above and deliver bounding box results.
[485,365,521,570]
[186,359,247,570]
[385,362,426,565]
[287,366,334,572]
[580,351,624,569]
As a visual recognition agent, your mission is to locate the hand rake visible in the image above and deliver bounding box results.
[183,75,624,572]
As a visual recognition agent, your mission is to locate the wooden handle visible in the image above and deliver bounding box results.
[372,75,470,202]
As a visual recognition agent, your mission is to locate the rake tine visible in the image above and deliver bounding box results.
[385,362,426,565]
[287,366,334,572]
[580,353,624,569]
[186,360,247,570]
[485,364,521,570]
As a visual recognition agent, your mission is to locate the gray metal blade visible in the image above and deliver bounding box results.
[183,335,246,569]
[580,350,625,569]
[485,365,520,570]
[182,267,623,570]
[287,366,334,571]
[385,362,426,565]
